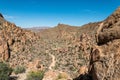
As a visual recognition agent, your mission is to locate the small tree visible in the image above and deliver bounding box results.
[26,71,44,80]
[0,62,12,80]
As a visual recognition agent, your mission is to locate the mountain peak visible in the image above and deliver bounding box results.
[103,7,120,26]
[112,7,120,15]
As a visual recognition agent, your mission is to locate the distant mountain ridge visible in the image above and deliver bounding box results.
[23,26,50,32]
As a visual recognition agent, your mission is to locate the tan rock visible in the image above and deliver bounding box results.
[78,66,88,75]
[27,59,43,71]
[0,36,10,61]
[43,71,59,80]
[43,71,72,80]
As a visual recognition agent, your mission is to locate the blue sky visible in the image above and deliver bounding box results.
[0,0,120,28]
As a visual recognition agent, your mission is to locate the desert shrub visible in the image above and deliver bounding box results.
[14,66,26,74]
[0,62,12,80]
[57,73,68,80]
[26,71,44,80]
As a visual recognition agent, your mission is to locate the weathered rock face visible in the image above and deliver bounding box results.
[0,13,38,65]
[89,40,120,80]
[98,27,120,45]
[97,7,120,45]
[75,7,120,80]
[75,36,120,80]
[0,35,10,61]
[89,7,120,80]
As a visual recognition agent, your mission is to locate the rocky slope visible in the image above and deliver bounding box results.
[0,15,41,67]
[74,7,120,80]
[91,7,120,80]
[0,7,120,80]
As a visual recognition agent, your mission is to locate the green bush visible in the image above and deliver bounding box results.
[26,71,44,80]
[14,66,26,74]
[0,62,12,80]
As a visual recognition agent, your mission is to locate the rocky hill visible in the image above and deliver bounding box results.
[74,7,120,80]
[0,14,40,67]
[0,7,120,80]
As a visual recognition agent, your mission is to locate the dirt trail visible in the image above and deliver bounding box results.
[49,53,56,70]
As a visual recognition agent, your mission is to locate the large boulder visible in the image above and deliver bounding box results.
[97,7,120,45]
[98,26,120,45]
[27,59,43,71]
[90,40,120,80]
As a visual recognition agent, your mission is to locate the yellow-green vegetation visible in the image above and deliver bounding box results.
[13,65,26,74]
[0,62,12,80]
[56,73,68,80]
[26,71,44,80]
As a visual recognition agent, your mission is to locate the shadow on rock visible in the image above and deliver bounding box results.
[9,76,18,80]
[73,73,92,80]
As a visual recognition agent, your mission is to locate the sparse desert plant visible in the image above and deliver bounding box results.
[13,65,26,74]
[56,72,68,80]
[0,62,12,80]
[69,66,77,71]
[26,71,44,80]
[54,64,58,70]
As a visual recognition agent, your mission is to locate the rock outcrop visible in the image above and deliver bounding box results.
[0,34,10,61]
[75,7,120,80]
[0,13,4,18]
[0,14,39,64]
[27,59,43,71]
[97,7,120,45]
[90,7,120,80]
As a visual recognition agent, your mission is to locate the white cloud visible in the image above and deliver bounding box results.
[3,15,15,19]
